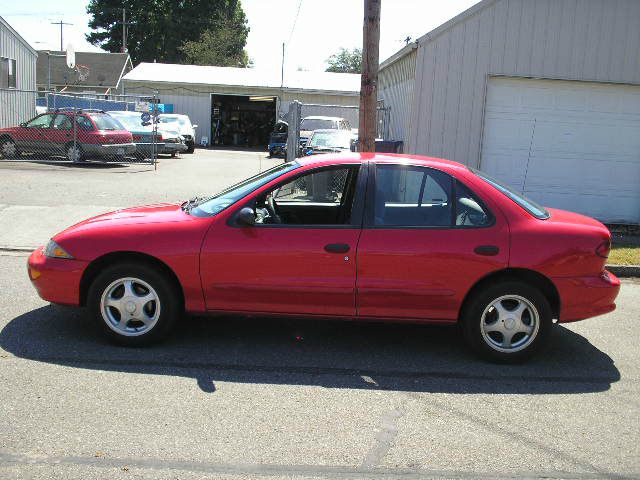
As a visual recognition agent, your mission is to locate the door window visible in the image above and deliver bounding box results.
[52,114,73,131]
[374,165,452,226]
[26,114,54,129]
[256,166,359,225]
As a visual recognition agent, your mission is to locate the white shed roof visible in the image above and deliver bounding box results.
[123,62,361,94]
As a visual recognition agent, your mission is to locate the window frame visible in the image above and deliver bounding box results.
[364,163,495,230]
[229,163,369,229]
[0,57,16,89]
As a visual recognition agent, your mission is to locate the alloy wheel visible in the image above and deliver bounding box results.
[100,277,161,336]
[1,141,17,158]
[480,294,540,353]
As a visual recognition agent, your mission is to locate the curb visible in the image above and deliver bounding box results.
[607,264,640,278]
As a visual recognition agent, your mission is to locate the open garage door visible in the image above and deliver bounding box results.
[211,94,276,149]
[480,77,640,224]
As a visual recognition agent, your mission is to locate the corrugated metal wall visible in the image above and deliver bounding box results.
[378,49,417,143]
[124,81,359,145]
[405,0,640,166]
[0,18,37,128]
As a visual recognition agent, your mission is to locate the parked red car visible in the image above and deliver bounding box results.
[27,154,620,361]
[0,110,135,162]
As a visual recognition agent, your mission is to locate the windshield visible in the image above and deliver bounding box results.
[90,114,123,131]
[309,131,352,149]
[190,162,301,216]
[300,119,336,131]
[108,113,148,131]
[471,168,550,219]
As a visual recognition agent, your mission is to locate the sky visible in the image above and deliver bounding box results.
[3,0,479,72]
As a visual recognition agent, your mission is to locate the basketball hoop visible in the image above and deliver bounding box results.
[75,64,90,82]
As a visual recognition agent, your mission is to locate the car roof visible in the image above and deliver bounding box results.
[296,152,468,172]
[310,129,350,134]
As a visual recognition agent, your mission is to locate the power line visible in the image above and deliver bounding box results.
[286,0,303,47]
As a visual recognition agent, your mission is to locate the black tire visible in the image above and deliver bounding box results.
[0,138,19,159]
[87,262,182,346]
[186,141,195,153]
[461,280,553,363]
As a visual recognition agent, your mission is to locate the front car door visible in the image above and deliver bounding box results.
[199,163,366,316]
[17,113,55,153]
[356,162,509,321]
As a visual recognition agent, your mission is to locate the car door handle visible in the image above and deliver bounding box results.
[325,243,350,254]
[474,245,499,256]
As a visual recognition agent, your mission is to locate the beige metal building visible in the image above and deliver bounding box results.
[0,16,37,128]
[122,63,360,148]
[378,0,640,224]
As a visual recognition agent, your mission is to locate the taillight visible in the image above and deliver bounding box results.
[596,239,611,258]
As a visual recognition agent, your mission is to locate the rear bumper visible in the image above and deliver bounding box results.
[555,270,621,322]
[27,248,87,306]
[83,143,136,157]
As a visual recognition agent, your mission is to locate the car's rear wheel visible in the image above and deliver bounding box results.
[66,143,84,163]
[87,262,182,346]
[186,140,195,153]
[0,138,19,159]
[461,280,552,362]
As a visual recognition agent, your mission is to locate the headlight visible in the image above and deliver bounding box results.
[43,240,74,259]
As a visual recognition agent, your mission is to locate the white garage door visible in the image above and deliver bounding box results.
[480,77,640,223]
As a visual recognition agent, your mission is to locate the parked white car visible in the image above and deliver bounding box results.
[157,114,198,153]
[299,116,351,147]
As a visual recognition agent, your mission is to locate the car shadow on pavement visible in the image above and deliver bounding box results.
[0,305,620,395]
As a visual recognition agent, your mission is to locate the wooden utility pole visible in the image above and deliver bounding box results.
[51,20,73,51]
[358,0,381,153]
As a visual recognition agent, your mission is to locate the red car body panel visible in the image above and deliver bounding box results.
[28,153,620,325]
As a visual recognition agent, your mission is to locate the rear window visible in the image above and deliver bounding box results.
[300,119,336,131]
[89,114,122,131]
[471,168,550,219]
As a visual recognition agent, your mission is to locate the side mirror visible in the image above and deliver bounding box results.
[236,207,256,226]
[19,123,26,128]
[192,124,198,129]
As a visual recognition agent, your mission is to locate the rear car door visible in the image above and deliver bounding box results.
[356,163,509,321]
[49,114,74,155]
[199,164,366,316]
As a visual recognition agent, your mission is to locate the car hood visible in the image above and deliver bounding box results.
[55,203,194,237]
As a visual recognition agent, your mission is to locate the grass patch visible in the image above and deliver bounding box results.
[608,246,640,265]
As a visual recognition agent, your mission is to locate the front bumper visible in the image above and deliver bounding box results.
[28,248,87,306]
[555,270,621,322]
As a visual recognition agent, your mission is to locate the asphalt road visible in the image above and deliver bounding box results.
[0,251,638,479]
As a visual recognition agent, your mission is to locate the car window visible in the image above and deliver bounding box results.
[300,119,336,131]
[374,165,452,227]
[52,114,72,131]
[190,162,300,217]
[90,114,122,131]
[75,116,94,131]
[256,166,359,225]
[470,168,550,220]
[455,181,492,227]
[26,114,54,128]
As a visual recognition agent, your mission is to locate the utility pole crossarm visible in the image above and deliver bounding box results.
[51,20,73,51]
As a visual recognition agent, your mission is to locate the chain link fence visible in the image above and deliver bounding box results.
[0,89,189,166]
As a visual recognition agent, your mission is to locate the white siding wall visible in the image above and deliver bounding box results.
[123,81,358,145]
[406,0,640,166]
[0,18,37,128]
[378,49,417,143]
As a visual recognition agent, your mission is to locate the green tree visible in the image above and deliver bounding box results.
[325,48,362,74]
[86,0,249,66]
[180,20,250,67]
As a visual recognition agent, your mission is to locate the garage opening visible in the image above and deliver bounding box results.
[210,94,276,149]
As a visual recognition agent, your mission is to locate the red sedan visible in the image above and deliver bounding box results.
[27,154,620,361]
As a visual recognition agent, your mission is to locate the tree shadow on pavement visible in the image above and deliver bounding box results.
[0,305,620,394]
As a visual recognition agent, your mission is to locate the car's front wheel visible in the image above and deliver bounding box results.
[87,262,182,346]
[461,280,552,362]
